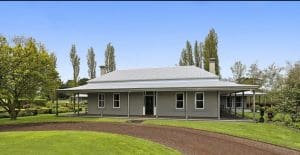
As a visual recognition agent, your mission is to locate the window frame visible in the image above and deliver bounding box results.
[195,92,205,109]
[98,93,105,108]
[175,92,185,109]
[226,96,232,108]
[235,96,242,108]
[112,93,120,108]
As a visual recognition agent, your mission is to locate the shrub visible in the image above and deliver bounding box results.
[284,114,293,126]
[33,99,47,106]
[273,113,284,122]
[37,108,52,114]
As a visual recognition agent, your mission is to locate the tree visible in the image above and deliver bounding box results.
[276,61,300,121]
[87,47,96,79]
[230,61,246,83]
[69,44,80,86]
[185,41,194,65]
[0,36,59,120]
[262,63,283,91]
[247,62,263,86]
[43,51,60,105]
[203,28,220,75]
[179,49,187,66]
[78,78,89,86]
[104,43,116,73]
[194,41,199,67]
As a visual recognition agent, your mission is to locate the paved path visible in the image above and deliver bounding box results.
[0,122,299,155]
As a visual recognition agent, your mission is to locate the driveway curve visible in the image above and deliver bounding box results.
[0,122,299,155]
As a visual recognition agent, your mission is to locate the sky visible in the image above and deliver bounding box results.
[0,2,299,82]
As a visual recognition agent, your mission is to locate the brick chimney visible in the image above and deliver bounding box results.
[99,65,107,76]
[209,58,216,74]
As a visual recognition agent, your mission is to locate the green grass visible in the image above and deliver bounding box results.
[0,131,180,155]
[144,119,300,150]
[0,114,128,125]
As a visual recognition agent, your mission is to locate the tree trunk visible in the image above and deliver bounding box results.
[9,110,17,120]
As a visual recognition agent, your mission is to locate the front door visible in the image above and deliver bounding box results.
[145,96,154,115]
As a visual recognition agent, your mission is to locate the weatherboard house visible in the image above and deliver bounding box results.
[60,60,258,119]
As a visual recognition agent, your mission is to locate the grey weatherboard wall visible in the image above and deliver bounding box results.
[87,91,218,118]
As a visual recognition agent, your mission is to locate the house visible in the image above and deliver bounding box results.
[59,60,258,119]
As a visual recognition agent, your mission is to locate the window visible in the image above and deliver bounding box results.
[195,92,204,109]
[226,96,232,108]
[113,93,120,108]
[235,96,242,107]
[176,93,184,109]
[98,93,105,108]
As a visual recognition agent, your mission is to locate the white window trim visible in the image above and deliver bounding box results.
[98,93,105,108]
[113,93,120,108]
[195,92,205,109]
[175,92,184,109]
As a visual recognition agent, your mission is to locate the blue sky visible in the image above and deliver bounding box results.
[0,2,299,81]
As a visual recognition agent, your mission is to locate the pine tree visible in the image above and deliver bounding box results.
[70,44,80,86]
[203,28,220,75]
[105,43,116,73]
[87,47,96,79]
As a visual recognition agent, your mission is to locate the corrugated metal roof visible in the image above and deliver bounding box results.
[58,66,258,92]
[59,79,258,92]
[88,66,218,83]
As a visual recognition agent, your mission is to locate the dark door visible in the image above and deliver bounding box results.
[145,96,154,115]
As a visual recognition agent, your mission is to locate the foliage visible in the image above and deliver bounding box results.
[87,47,96,79]
[203,28,220,75]
[230,60,246,83]
[186,41,194,65]
[247,62,263,86]
[104,43,116,73]
[262,63,284,91]
[69,44,80,86]
[78,78,89,86]
[0,36,59,120]
[179,40,204,68]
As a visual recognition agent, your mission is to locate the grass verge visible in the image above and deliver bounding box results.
[0,131,180,155]
[143,119,300,150]
[0,114,127,125]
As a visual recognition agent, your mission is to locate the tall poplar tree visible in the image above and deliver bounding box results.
[69,44,80,86]
[179,49,187,66]
[186,41,194,65]
[203,28,220,75]
[104,43,116,73]
[194,41,203,68]
[87,47,96,79]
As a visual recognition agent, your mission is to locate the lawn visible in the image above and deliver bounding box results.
[144,119,300,150]
[0,131,180,155]
[0,114,128,125]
